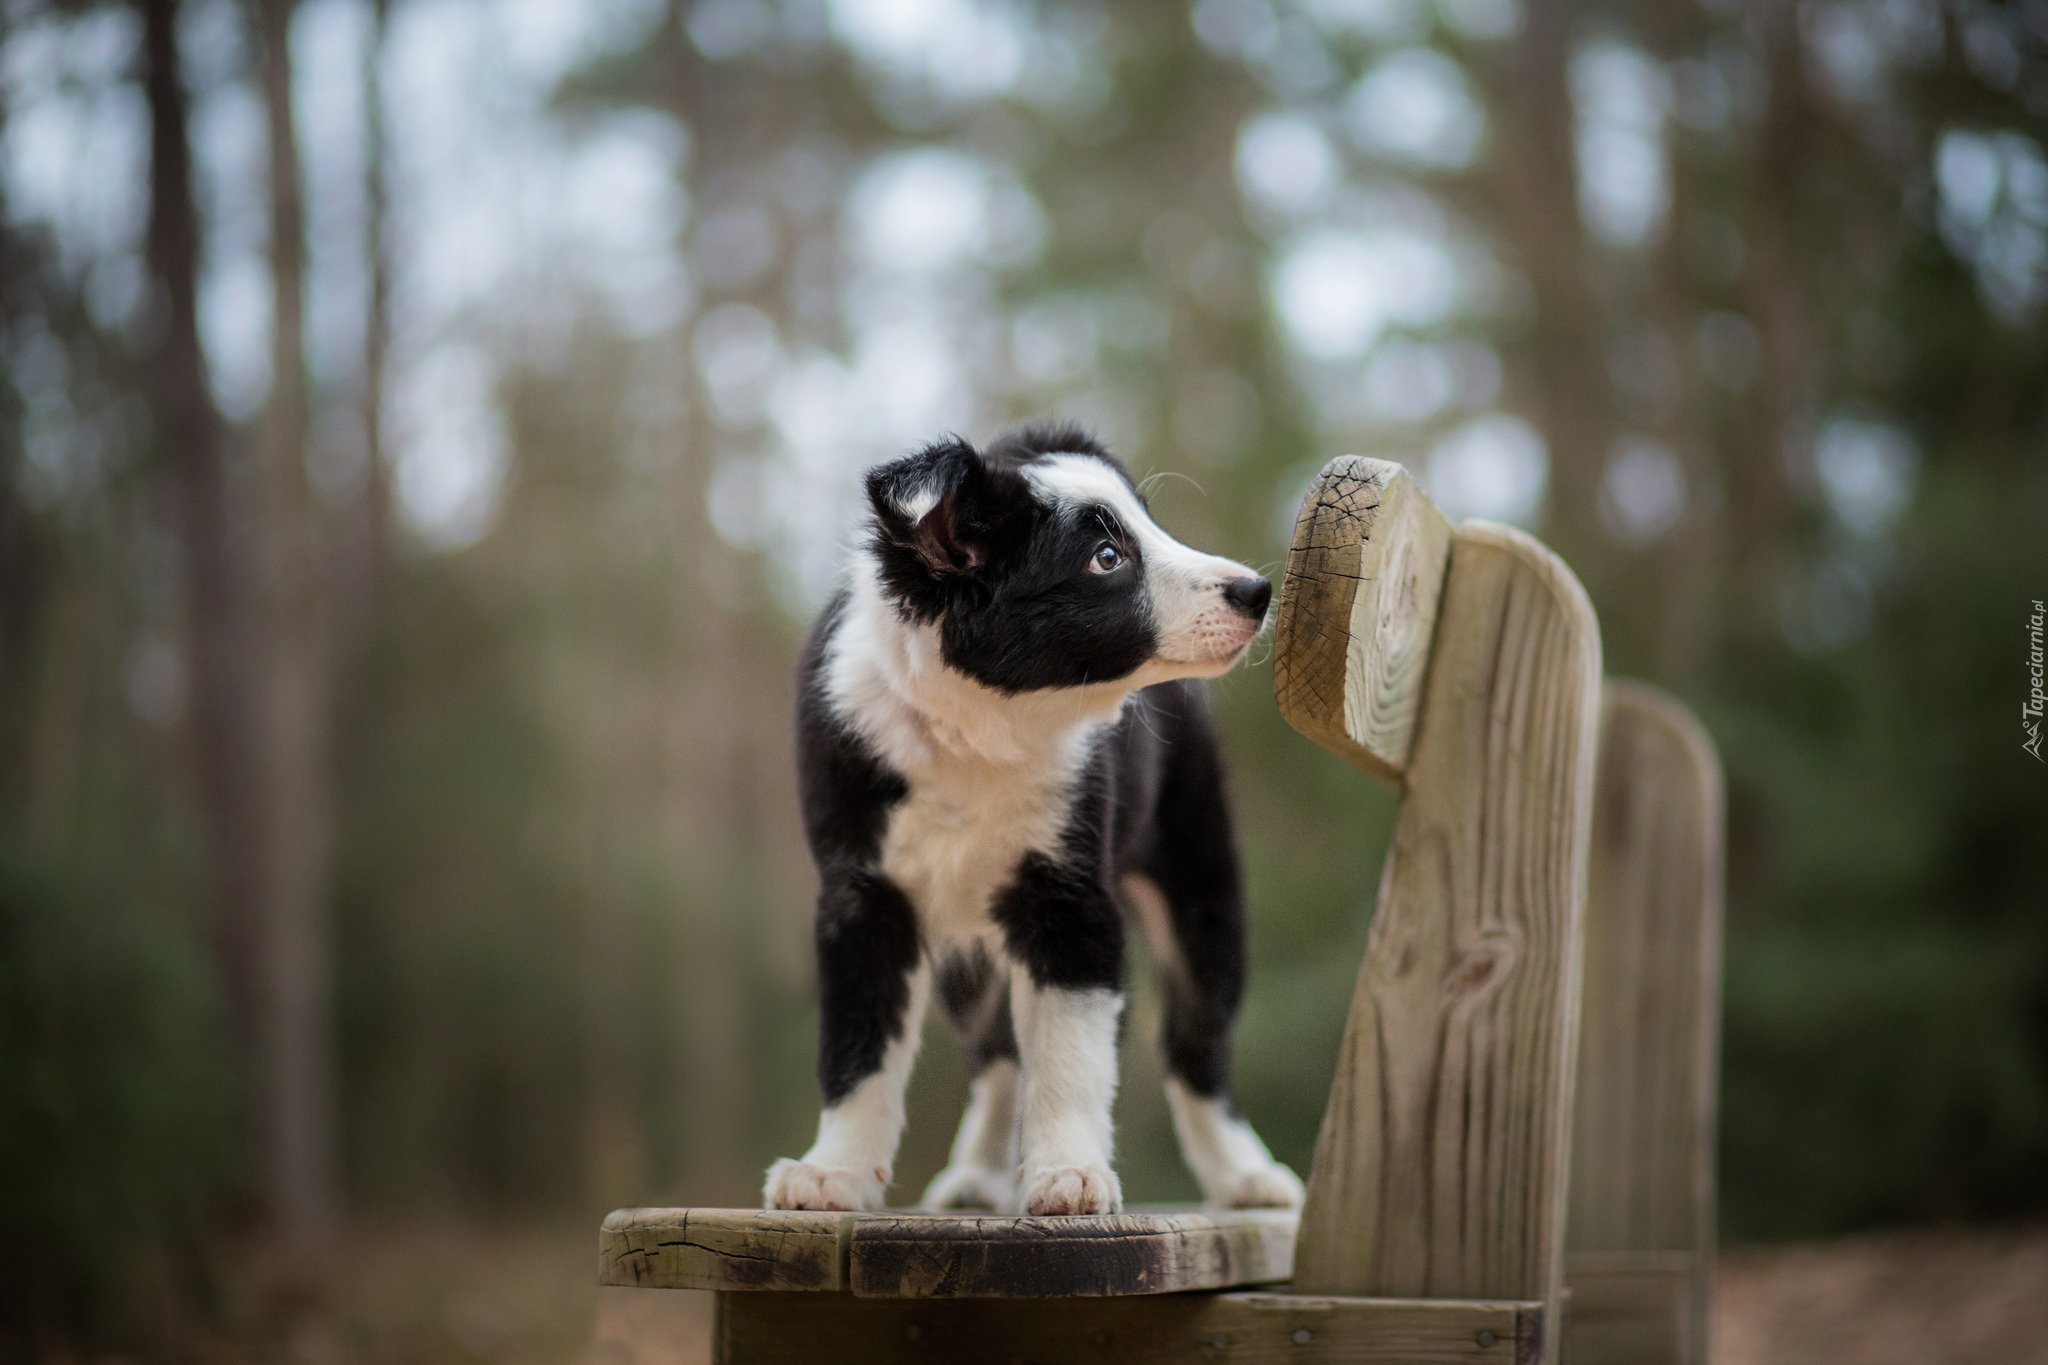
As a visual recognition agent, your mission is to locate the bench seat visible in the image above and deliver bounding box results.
[599,1205,1299,1298]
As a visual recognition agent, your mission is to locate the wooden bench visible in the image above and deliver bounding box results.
[599,457,1724,1365]
[1565,681,1722,1365]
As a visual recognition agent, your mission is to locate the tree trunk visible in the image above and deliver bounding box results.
[1491,0,1617,596]
[254,0,339,1255]
[326,0,393,656]
[1642,0,1721,683]
[0,216,39,816]
[363,0,393,590]
[1733,0,1813,640]
[139,0,266,1052]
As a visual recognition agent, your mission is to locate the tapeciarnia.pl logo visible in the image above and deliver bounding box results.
[2028,598,2045,762]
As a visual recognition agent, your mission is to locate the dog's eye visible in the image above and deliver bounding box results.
[1089,542,1124,575]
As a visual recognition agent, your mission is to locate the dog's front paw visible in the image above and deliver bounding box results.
[921,1164,1015,1212]
[763,1158,885,1211]
[1211,1161,1306,1209]
[1020,1164,1122,1216]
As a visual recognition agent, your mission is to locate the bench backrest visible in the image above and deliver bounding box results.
[1274,458,1603,1365]
[1566,683,1725,1365]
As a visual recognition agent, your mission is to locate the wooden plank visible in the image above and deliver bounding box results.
[601,1208,854,1292]
[601,1206,1296,1298]
[1274,456,1455,787]
[1563,1251,1693,1365]
[1288,520,1602,1365]
[1565,682,1724,1365]
[850,1207,1295,1298]
[715,1289,1547,1365]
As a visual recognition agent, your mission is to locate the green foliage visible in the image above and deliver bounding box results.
[331,560,588,1212]
[0,849,233,1349]
[1723,923,2048,1236]
[1709,451,2048,1237]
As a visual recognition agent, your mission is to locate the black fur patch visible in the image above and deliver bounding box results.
[934,942,1019,1070]
[1126,682,1248,1099]
[990,745,1126,992]
[814,867,923,1104]
[794,592,921,1105]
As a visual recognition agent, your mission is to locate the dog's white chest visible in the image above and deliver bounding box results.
[824,585,1124,945]
[878,759,1074,944]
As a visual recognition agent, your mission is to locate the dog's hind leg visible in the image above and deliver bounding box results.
[921,945,1022,1210]
[1128,863,1304,1209]
[1129,696,1304,1209]
[1124,871,1300,1209]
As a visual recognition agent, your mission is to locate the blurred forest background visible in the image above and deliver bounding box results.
[2,0,2046,1355]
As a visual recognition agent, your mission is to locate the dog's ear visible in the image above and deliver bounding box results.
[867,438,1011,578]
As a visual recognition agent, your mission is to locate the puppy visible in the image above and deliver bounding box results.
[764,424,1304,1217]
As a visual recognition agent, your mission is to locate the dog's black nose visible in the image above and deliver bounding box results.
[1223,575,1272,619]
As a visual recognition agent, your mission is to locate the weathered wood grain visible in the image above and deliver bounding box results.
[852,1207,1296,1298]
[601,1206,1296,1298]
[1288,520,1602,1365]
[1565,682,1724,1365]
[1273,456,1455,786]
[715,1289,1547,1365]
[601,1208,854,1292]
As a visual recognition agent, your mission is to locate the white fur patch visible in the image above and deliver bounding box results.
[1012,975,1124,1214]
[1163,1077,1305,1209]
[896,485,940,523]
[921,1058,1021,1210]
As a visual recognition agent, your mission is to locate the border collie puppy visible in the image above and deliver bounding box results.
[764,424,1304,1217]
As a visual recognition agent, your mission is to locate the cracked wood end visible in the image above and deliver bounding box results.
[601,1207,856,1292]
[1273,457,1455,788]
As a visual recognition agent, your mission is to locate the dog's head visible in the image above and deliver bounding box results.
[863,424,1270,695]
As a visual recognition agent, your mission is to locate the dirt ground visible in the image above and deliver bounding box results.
[215,1220,2048,1365]
[1713,1225,2048,1365]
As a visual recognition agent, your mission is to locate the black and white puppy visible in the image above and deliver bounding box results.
[765,424,1304,1217]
